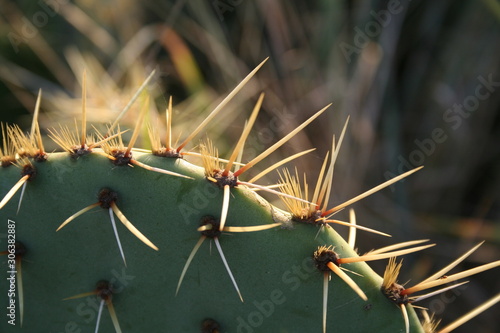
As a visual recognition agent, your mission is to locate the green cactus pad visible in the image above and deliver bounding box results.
[1,148,424,332]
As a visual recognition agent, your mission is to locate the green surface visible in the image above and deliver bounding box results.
[1,151,423,332]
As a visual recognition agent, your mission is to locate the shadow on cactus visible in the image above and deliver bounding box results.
[1,61,499,333]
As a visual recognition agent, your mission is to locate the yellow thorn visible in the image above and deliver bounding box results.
[419,241,485,284]
[438,292,500,333]
[81,70,87,147]
[248,148,315,183]
[421,310,441,333]
[197,225,213,232]
[0,175,30,210]
[56,202,100,231]
[366,239,430,256]
[322,218,391,237]
[347,209,357,249]
[401,304,410,333]
[219,185,230,231]
[88,129,130,150]
[110,203,159,251]
[402,260,500,295]
[382,257,404,290]
[320,117,349,212]
[339,244,435,264]
[176,236,206,296]
[322,166,423,217]
[200,139,222,178]
[108,69,156,135]
[125,97,149,157]
[31,89,45,154]
[234,103,331,177]
[166,96,173,150]
[130,159,193,180]
[238,180,315,206]
[177,58,268,152]
[106,299,123,333]
[224,92,264,175]
[311,150,330,209]
[327,262,367,301]
[222,223,281,233]
[63,291,97,301]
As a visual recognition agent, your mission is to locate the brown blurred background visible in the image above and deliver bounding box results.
[1,0,499,332]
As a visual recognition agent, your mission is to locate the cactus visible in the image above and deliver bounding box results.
[1,62,499,333]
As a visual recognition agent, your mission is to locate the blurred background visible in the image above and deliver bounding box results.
[1,0,499,331]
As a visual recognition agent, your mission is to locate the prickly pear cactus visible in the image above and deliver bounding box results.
[0,65,498,333]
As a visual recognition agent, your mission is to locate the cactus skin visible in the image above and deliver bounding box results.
[0,146,426,332]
